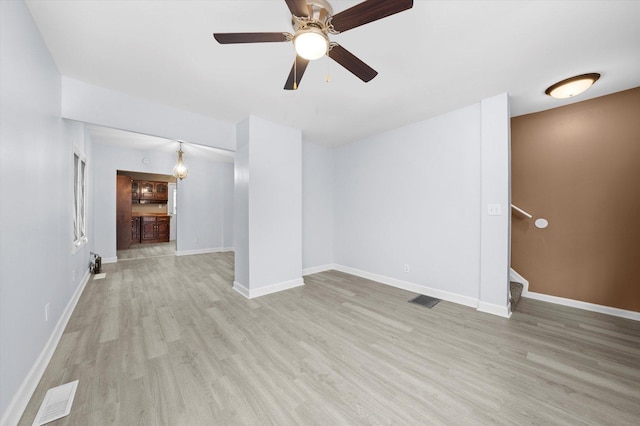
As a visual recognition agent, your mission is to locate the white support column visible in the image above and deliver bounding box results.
[233,116,303,298]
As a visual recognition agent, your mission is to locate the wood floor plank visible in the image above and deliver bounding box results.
[17,252,640,425]
[141,315,168,360]
[156,306,181,343]
[144,354,188,425]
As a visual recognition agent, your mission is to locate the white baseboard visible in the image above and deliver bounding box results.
[509,267,529,293]
[524,291,640,321]
[302,264,335,276]
[0,270,90,426]
[511,268,638,321]
[221,247,234,252]
[233,281,250,298]
[102,256,117,264]
[233,277,305,299]
[477,301,512,318]
[175,247,223,256]
[332,264,479,309]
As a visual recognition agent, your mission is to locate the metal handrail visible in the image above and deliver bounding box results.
[511,204,532,219]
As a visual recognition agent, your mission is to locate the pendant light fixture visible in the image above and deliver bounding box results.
[545,73,600,99]
[172,142,188,180]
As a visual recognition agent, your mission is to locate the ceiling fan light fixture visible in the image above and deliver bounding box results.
[294,27,328,60]
[213,0,415,89]
[545,73,601,99]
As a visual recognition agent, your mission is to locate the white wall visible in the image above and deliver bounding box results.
[0,1,93,422]
[222,165,234,250]
[234,116,303,296]
[92,142,233,260]
[333,103,484,305]
[61,77,236,152]
[234,118,250,287]
[479,93,511,315]
[249,117,302,290]
[175,155,233,255]
[332,98,511,314]
[302,141,334,273]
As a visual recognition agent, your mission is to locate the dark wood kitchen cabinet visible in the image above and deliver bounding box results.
[154,182,168,201]
[131,181,140,201]
[141,216,170,243]
[156,217,170,241]
[139,181,156,200]
[131,216,141,244]
[116,175,133,250]
[136,180,168,202]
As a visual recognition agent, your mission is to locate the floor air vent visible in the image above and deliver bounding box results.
[32,380,78,425]
[409,295,440,309]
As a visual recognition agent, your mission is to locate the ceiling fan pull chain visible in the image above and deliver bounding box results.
[326,55,330,83]
[293,57,298,90]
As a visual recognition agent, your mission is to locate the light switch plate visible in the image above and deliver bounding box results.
[488,204,502,216]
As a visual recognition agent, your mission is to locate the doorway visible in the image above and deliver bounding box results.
[116,170,177,260]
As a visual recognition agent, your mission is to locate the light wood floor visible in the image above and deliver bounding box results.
[20,253,640,425]
[116,241,176,260]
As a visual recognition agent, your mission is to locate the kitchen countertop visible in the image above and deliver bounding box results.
[132,213,171,217]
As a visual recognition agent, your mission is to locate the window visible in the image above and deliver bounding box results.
[73,150,88,249]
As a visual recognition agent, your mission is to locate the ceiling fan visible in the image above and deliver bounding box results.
[213,0,413,90]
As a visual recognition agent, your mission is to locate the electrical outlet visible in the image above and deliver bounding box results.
[404,264,410,273]
[45,303,50,322]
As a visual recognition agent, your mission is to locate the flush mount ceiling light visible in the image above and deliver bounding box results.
[172,142,188,180]
[545,73,601,99]
[293,27,329,60]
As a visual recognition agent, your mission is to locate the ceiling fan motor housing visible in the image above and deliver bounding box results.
[292,0,333,30]
[293,0,333,23]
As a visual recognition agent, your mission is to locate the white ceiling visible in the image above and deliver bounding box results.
[26,0,640,148]
[85,124,235,162]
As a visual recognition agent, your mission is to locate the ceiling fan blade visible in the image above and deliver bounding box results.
[284,56,310,90]
[330,0,413,33]
[285,0,309,17]
[328,44,377,82]
[213,32,292,44]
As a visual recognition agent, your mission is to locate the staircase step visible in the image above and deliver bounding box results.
[510,281,524,311]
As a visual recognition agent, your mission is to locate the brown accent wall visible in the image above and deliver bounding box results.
[511,87,640,312]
